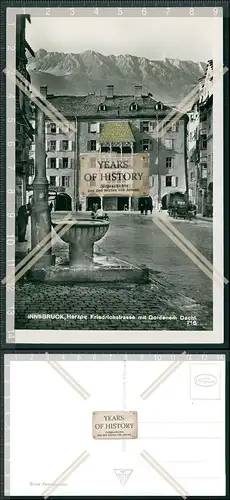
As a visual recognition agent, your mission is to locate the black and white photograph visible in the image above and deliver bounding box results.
[5,6,225,344]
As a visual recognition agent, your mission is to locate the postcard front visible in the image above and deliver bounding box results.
[4,6,226,344]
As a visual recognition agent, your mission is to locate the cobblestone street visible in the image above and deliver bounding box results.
[15,213,213,331]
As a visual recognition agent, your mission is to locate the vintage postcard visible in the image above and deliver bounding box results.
[4,6,226,344]
[4,353,226,496]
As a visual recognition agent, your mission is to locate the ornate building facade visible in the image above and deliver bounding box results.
[30,84,188,211]
[16,14,35,213]
[187,60,213,216]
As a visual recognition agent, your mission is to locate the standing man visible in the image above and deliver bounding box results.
[17,202,32,242]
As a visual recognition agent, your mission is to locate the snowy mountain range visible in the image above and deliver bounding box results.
[27,49,207,105]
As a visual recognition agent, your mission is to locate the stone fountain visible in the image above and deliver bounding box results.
[27,85,148,284]
[52,218,110,267]
[28,212,149,283]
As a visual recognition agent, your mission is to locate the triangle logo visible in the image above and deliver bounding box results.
[114,469,133,486]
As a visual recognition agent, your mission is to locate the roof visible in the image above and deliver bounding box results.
[100,122,135,143]
[46,93,173,119]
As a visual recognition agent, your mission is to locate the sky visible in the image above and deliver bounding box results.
[25,9,223,62]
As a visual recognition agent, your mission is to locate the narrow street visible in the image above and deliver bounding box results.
[15,213,213,331]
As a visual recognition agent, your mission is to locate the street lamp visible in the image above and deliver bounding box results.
[31,86,53,266]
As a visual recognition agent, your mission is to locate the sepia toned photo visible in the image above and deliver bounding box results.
[5,6,225,343]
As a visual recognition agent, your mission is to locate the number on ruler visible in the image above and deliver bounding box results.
[94,8,99,15]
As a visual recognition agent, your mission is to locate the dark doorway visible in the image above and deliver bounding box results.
[117,197,129,211]
[161,195,167,210]
[55,193,72,211]
[86,196,101,211]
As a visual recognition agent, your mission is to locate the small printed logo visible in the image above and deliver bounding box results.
[194,374,217,387]
[114,469,133,486]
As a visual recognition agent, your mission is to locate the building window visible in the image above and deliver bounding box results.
[201,164,207,178]
[170,123,177,132]
[140,121,149,132]
[164,139,174,149]
[49,176,56,186]
[130,102,138,111]
[28,161,34,176]
[165,121,177,132]
[155,102,164,111]
[50,158,56,169]
[62,158,69,168]
[48,140,56,151]
[141,139,151,151]
[61,176,70,187]
[98,104,106,111]
[190,172,195,181]
[165,175,172,187]
[200,135,207,149]
[90,157,97,168]
[50,123,56,133]
[88,140,97,151]
[61,140,69,151]
[88,122,99,133]
[200,111,207,122]
[166,157,174,169]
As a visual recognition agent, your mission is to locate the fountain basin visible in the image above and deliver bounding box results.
[52,218,110,266]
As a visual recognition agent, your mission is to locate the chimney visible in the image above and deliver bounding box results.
[106,85,114,98]
[40,85,48,98]
[134,85,142,98]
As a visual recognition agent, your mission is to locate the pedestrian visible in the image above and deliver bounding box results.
[149,200,153,214]
[144,201,148,215]
[159,202,162,212]
[17,202,31,242]
[49,202,53,212]
[140,203,144,215]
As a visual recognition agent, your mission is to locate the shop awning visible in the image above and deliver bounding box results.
[100,122,135,144]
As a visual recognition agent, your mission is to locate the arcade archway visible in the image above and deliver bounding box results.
[55,193,72,211]
[86,196,101,211]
